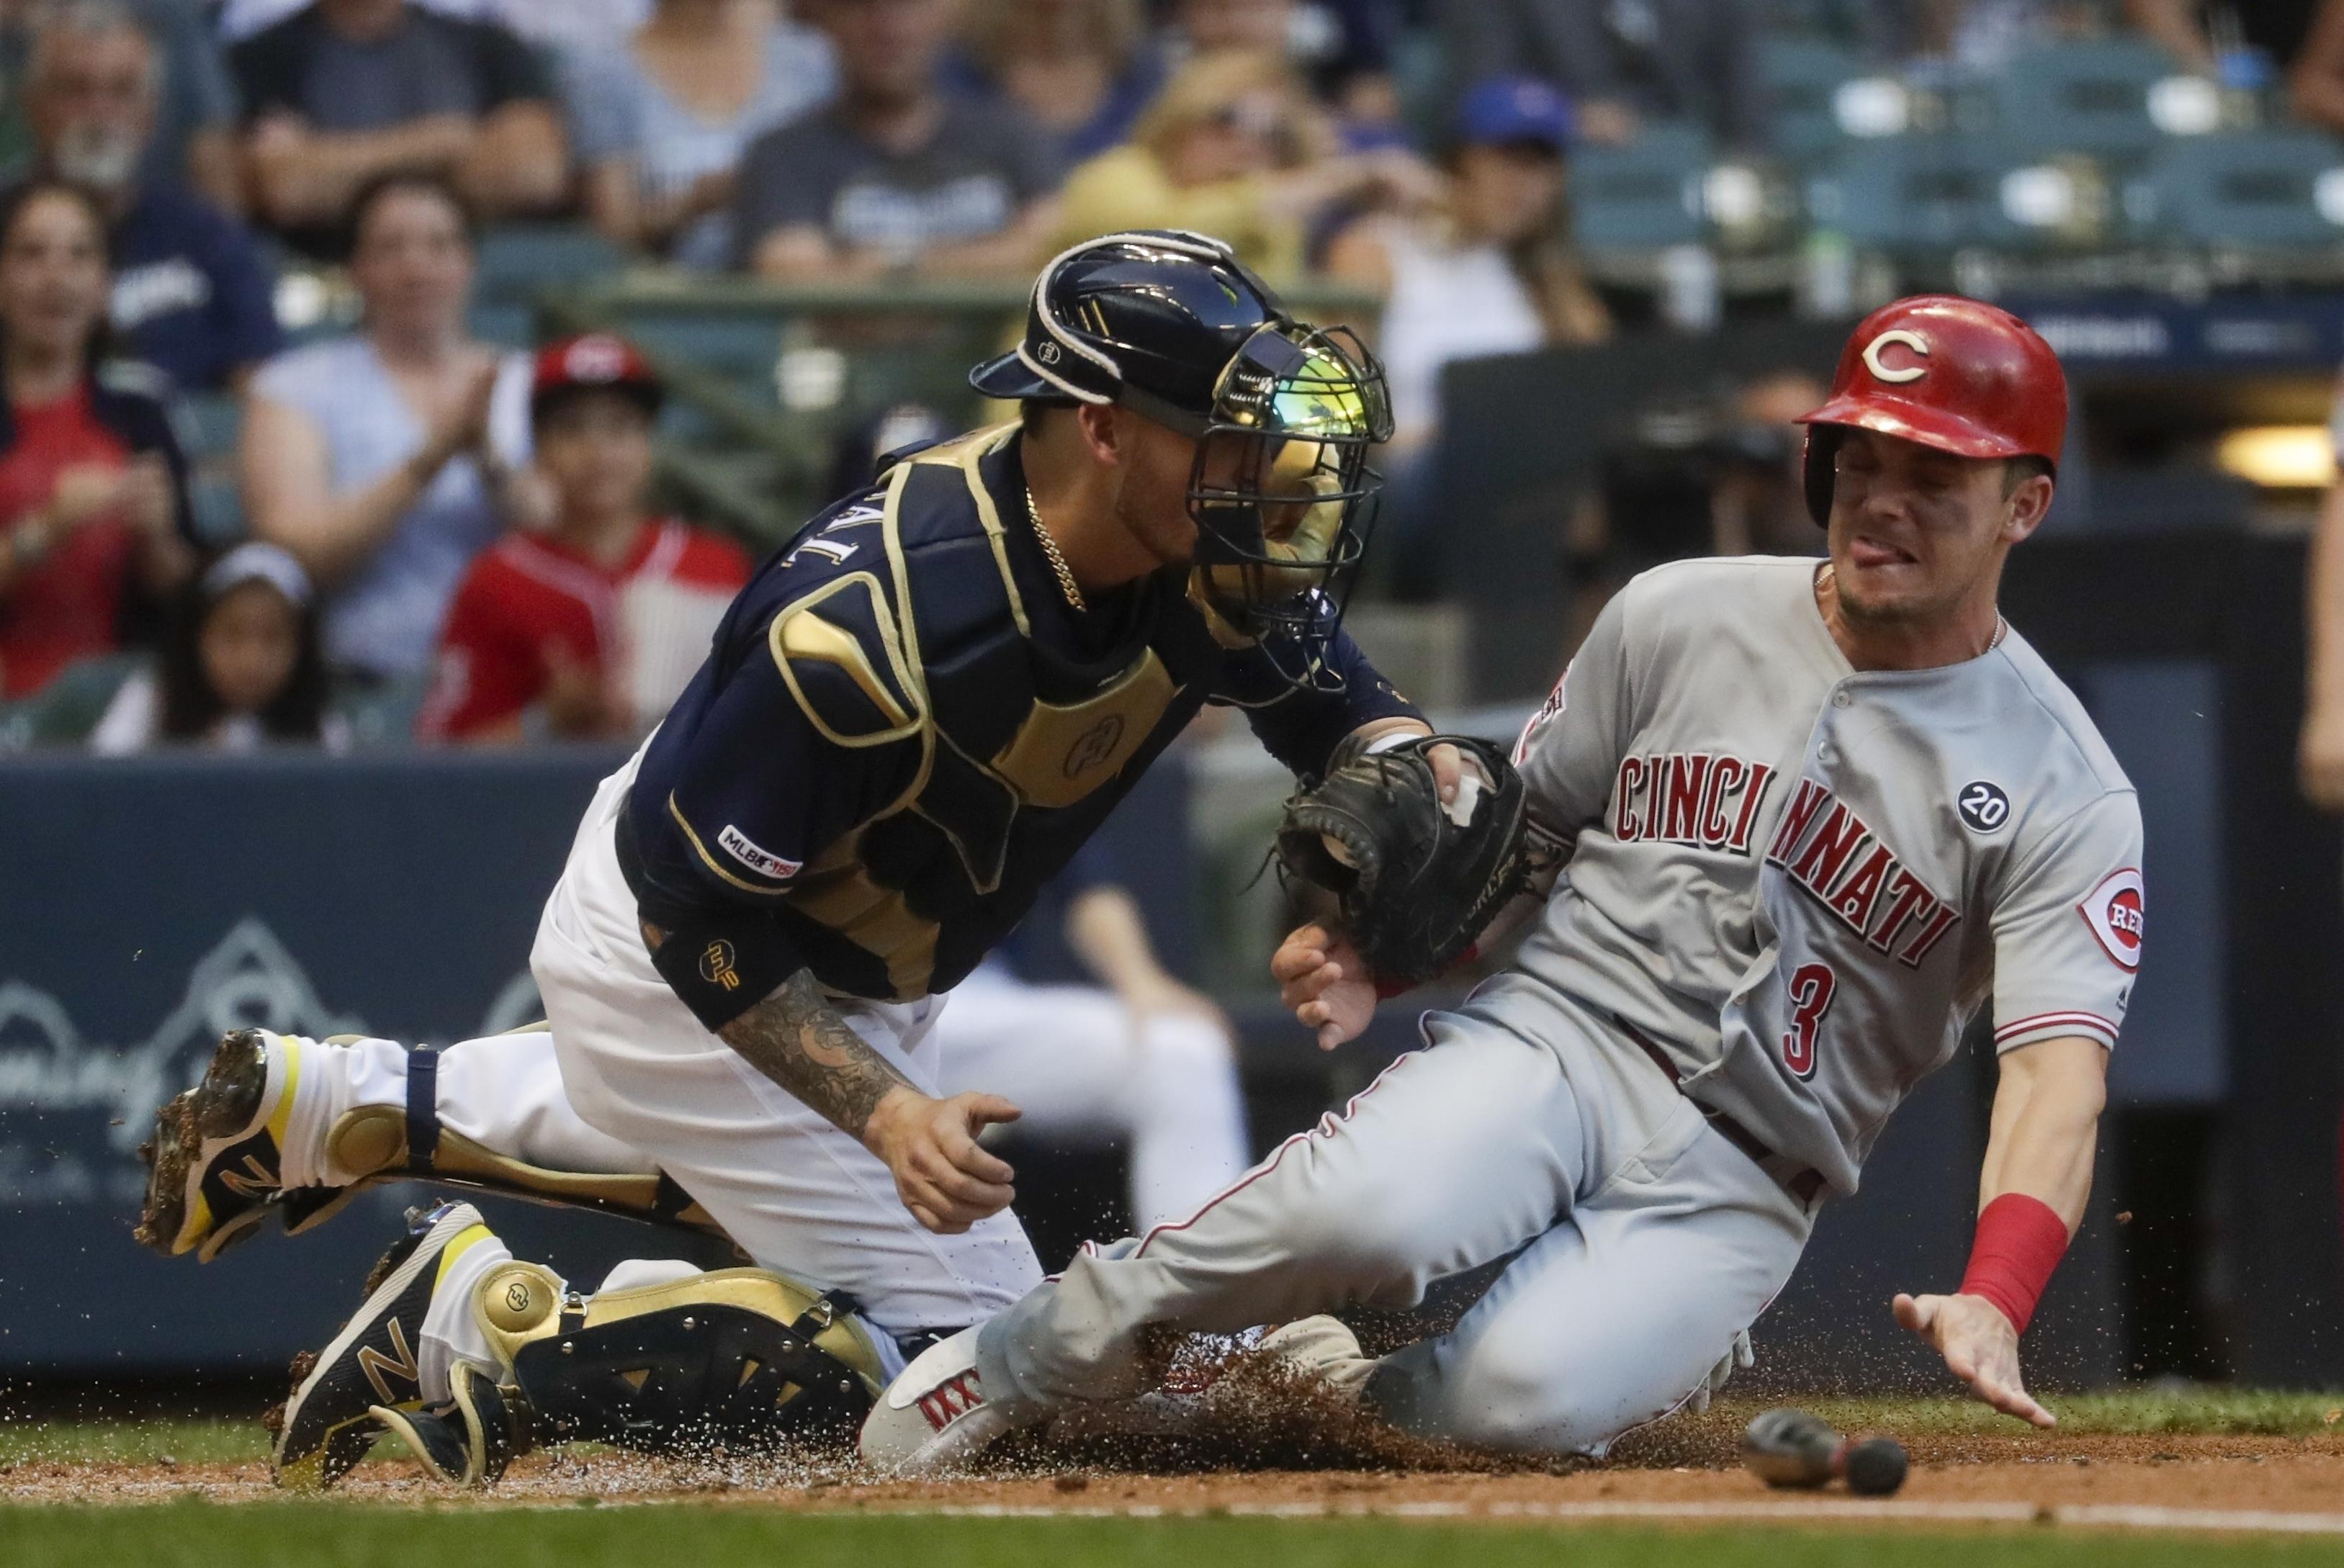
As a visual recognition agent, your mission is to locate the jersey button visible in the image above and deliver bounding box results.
[1817,744,1837,764]
[1832,690,1852,708]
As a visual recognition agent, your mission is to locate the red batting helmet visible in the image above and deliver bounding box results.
[1795,294,2067,525]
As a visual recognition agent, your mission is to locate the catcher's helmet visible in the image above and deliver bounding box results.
[1795,294,2067,525]
[971,230,1393,674]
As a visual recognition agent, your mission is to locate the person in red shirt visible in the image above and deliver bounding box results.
[417,333,749,742]
[0,178,194,700]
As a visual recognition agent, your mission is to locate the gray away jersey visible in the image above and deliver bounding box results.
[1499,556,2142,1195]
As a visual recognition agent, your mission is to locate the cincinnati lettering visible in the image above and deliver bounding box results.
[1765,779,1961,967]
[1613,752,1777,855]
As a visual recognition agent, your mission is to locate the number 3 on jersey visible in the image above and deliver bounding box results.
[1782,962,1837,1079]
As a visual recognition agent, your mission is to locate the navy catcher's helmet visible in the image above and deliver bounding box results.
[971,230,1393,675]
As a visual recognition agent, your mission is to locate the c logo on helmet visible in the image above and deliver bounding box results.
[1862,329,1930,384]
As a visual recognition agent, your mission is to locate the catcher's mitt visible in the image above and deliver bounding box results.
[1275,733,1530,988]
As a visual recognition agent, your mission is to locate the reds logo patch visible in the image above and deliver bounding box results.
[2079,868,2145,971]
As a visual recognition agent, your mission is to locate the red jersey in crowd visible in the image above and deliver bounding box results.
[418,518,751,741]
[0,387,138,699]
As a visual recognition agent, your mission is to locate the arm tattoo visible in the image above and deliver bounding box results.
[717,967,916,1143]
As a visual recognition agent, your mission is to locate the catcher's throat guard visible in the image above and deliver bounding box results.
[1275,733,1531,988]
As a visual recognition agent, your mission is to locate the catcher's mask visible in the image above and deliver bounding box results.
[1143,322,1392,678]
[970,230,1394,687]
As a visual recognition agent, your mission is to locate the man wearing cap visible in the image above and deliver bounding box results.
[136,231,1441,1486]
[416,335,750,743]
[866,294,2141,1471]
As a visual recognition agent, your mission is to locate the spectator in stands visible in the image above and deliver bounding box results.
[19,4,282,392]
[417,333,748,743]
[1436,0,1764,149]
[229,0,567,251]
[732,0,1064,281]
[0,179,192,700]
[0,0,243,212]
[567,0,837,269]
[2278,0,2344,134]
[1327,76,1607,454]
[241,172,532,684]
[944,0,1168,166]
[1167,0,1406,137]
[220,0,651,59]
[89,539,347,752]
[1054,47,1437,284]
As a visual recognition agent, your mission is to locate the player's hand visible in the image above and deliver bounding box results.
[2299,699,2344,811]
[1273,922,1376,1050]
[1346,719,1463,806]
[1892,1290,2055,1428]
[865,1086,1021,1235]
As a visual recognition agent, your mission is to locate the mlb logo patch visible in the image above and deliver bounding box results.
[2079,868,2145,970]
[719,823,801,882]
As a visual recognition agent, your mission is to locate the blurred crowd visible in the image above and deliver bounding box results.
[0,0,2338,752]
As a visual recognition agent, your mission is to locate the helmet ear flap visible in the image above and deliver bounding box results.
[1802,425,1842,528]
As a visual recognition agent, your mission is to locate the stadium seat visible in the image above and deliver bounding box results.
[1570,122,1713,251]
[1985,38,2181,163]
[0,652,145,750]
[2138,128,2344,250]
[178,392,242,460]
[471,223,629,303]
[1809,135,2036,254]
[1761,38,1871,166]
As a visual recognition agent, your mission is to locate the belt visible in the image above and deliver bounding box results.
[1619,1019,1825,1206]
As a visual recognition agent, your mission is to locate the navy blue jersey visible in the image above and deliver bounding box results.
[619,422,1420,1022]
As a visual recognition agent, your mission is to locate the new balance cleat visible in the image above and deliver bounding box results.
[134,1029,355,1261]
[858,1324,1020,1474]
[370,1362,525,1488]
[272,1202,493,1490]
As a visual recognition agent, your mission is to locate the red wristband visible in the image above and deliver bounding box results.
[1957,1193,2070,1335]
[1373,944,1479,1001]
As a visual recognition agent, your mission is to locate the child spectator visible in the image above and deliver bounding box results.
[1054,47,1436,284]
[20,3,284,391]
[417,333,748,743]
[89,539,346,752]
[945,0,1168,165]
[241,172,533,683]
[230,0,568,251]
[732,0,1064,282]
[0,178,192,700]
[567,0,837,269]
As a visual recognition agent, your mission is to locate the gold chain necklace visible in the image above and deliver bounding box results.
[1023,488,1087,613]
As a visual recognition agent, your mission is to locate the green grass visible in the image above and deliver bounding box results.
[0,1418,269,1467]
[1751,1388,2344,1438]
[4,1511,2344,1568]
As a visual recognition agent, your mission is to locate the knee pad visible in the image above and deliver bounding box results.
[470,1262,889,1456]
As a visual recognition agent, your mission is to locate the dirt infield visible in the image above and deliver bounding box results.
[10,1411,2344,1531]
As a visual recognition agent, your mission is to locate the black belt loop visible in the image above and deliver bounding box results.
[406,1045,441,1168]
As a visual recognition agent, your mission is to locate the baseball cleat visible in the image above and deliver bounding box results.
[271,1202,493,1490]
[369,1362,524,1488]
[1252,1315,1377,1400]
[134,1029,354,1261]
[858,1325,1020,1474]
